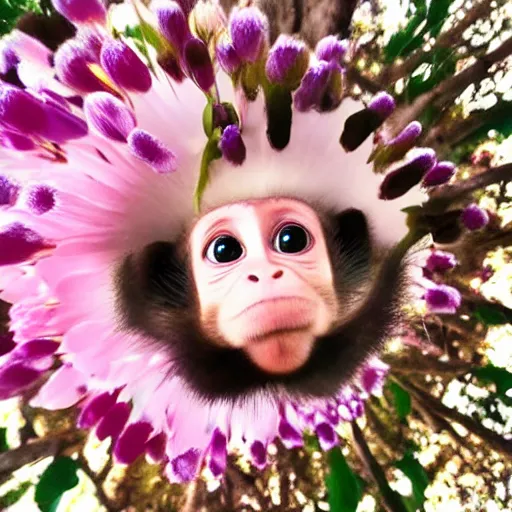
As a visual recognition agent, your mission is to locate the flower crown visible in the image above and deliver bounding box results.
[0,0,461,481]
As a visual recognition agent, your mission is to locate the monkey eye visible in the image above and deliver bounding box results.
[205,235,244,263]
[274,224,310,254]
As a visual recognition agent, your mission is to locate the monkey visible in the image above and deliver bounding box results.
[116,196,409,404]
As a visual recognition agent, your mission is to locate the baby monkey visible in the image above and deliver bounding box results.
[117,197,407,402]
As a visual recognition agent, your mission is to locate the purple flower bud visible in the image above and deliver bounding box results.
[294,60,334,112]
[425,250,457,273]
[379,148,436,200]
[249,440,267,470]
[96,401,131,441]
[53,0,107,24]
[114,421,153,464]
[0,86,47,136]
[388,121,422,147]
[40,102,89,144]
[315,35,348,64]
[167,449,201,483]
[461,204,489,231]
[360,360,389,395]
[368,92,396,121]
[0,130,35,151]
[78,391,118,429]
[216,40,241,74]
[12,338,59,360]
[219,124,246,165]
[176,0,196,15]
[266,35,309,89]
[0,223,52,266]
[425,284,461,314]
[128,129,177,174]
[0,362,40,394]
[208,428,227,477]
[155,1,191,53]
[146,432,167,462]
[25,185,57,215]
[423,161,456,187]
[229,7,268,63]
[54,40,107,93]
[85,92,136,142]
[100,40,152,93]
[0,175,19,206]
[183,37,215,93]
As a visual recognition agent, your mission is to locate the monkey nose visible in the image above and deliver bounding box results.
[247,269,284,282]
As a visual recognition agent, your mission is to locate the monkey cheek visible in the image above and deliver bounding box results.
[244,331,315,375]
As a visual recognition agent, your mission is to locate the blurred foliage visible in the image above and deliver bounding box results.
[0,0,42,36]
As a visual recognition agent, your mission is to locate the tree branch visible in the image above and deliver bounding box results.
[424,163,512,214]
[379,0,495,83]
[396,377,512,458]
[0,437,59,475]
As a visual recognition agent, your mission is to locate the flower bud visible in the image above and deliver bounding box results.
[0,223,52,266]
[425,285,461,314]
[229,7,268,63]
[266,35,309,90]
[128,129,177,174]
[216,40,241,74]
[461,204,489,230]
[423,161,456,186]
[315,35,348,65]
[425,250,457,273]
[220,124,246,165]
[183,37,215,92]
[53,0,107,25]
[155,1,191,53]
[101,40,152,93]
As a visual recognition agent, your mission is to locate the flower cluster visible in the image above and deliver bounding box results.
[0,0,477,480]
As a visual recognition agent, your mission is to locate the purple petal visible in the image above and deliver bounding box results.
[229,7,268,63]
[315,421,338,451]
[146,432,167,462]
[0,174,19,206]
[101,40,152,93]
[96,401,131,441]
[294,61,331,112]
[379,148,436,200]
[41,102,89,143]
[54,40,106,93]
[114,421,153,464]
[167,448,201,483]
[85,92,136,142]
[156,1,191,53]
[461,204,489,231]
[78,391,118,429]
[53,0,107,24]
[278,418,303,449]
[423,161,456,187]
[128,129,177,174]
[25,185,57,215]
[425,285,461,314]
[425,250,457,273]
[266,35,308,89]
[0,45,19,75]
[249,440,267,469]
[360,361,389,395]
[219,124,246,165]
[208,428,227,477]
[0,362,40,391]
[315,35,348,64]
[216,41,241,74]
[183,37,215,93]
[0,223,52,266]
[12,338,59,360]
[0,130,35,151]
[0,86,47,135]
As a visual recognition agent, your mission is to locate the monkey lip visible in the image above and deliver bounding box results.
[233,297,315,340]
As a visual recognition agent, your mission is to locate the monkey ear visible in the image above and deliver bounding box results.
[116,241,190,331]
[330,208,372,280]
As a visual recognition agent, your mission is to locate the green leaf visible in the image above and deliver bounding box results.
[425,0,455,37]
[35,456,79,512]
[384,10,427,62]
[0,427,9,452]
[326,448,363,512]
[202,98,214,138]
[193,127,222,213]
[0,481,32,508]
[388,381,412,419]
[472,365,512,400]
[395,452,429,509]
[474,304,512,326]
[0,0,42,36]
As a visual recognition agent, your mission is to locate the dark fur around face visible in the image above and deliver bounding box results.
[115,209,406,402]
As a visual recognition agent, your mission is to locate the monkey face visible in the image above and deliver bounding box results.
[190,199,338,374]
